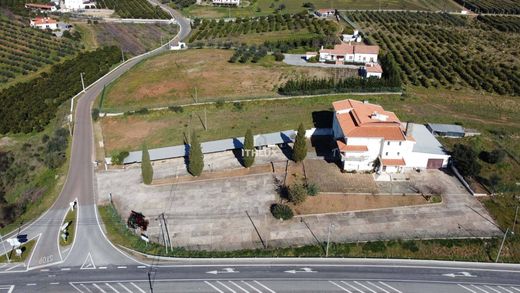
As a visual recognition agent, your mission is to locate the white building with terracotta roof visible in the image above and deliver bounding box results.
[361,63,383,78]
[315,9,336,17]
[319,43,379,64]
[332,99,450,173]
[212,0,240,5]
[30,17,58,30]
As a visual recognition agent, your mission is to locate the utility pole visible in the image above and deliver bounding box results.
[121,47,125,63]
[325,223,335,257]
[161,213,172,251]
[513,206,519,235]
[203,107,207,131]
[147,270,154,293]
[0,233,10,263]
[495,227,510,263]
[80,72,85,92]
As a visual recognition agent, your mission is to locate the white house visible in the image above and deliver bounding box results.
[332,99,450,174]
[319,43,379,64]
[30,17,58,30]
[315,9,335,17]
[61,0,96,10]
[342,29,362,43]
[361,63,383,79]
[212,0,240,6]
[25,3,58,12]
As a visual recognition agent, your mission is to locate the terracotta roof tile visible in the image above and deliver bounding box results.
[381,158,406,166]
[336,140,368,152]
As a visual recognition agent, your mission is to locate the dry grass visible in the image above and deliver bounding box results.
[292,193,432,215]
[102,49,338,111]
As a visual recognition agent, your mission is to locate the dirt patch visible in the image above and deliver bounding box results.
[293,193,433,215]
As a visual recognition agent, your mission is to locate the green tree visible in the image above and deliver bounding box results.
[141,144,153,185]
[188,131,204,176]
[243,128,255,168]
[452,144,481,177]
[288,183,307,204]
[292,123,307,162]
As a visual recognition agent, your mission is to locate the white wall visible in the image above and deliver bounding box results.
[354,53,378,63]
[366,72,382,78]
[405,152,449,169]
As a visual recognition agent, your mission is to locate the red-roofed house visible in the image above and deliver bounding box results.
[332,99,450,173]
[361,63,383,78]
[30,17,58,30]
[319,43,379,64]
[25,3,57,12]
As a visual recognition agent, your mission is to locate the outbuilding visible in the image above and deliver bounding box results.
[426,123,465,138]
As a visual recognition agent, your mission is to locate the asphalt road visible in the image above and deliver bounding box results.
[0,5,519,293]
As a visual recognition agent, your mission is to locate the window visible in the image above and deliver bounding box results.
[399,142,402,146]
[397,152,400,156]
[385,152,388,156]
[387,141,390,146]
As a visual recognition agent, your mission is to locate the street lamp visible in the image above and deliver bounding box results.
[326,223,335,257]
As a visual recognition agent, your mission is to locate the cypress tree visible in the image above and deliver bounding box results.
[188,131,204,176]
[243,128,255,168]
[292,123,307,162]
[141,144,153,185]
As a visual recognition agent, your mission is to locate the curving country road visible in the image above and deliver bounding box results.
[0,5,519,293]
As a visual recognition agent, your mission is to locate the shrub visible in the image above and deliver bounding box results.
[111,150,129,165]
[270,204,294,220]
[362,241,386,253]
[273,51,285,61]
[141,144,153,185]
[233,102,243,111]
[305,182,319,196]
[452,144,481,177]
[168,106,184,113]
[215,100,225,108]
[188,131,204,176]
[401,240,419,252]
[135,108,149,115]
[288,183,307,204]
[479,149,505,164]
[91,108,100,121]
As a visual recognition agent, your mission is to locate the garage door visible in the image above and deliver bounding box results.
[426,159,443,169]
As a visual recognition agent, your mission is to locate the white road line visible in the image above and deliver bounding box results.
[137,266,147,269]
[5,263,23,271]
[354,281,378,293]
[80,283,93,293]
[329,281,353,292]
[6,285,14,293]
[367,281,390,293]
[459,284,479,293]
[40,269,50,272]
[118,283,133,293]
[483,286,502,293]
[105,283,120,293]
[498,286,514,293]
[61,268,71,271]
[379,281,403,293]
[470,285,490,293]
[93,284,107,293]
[228,281,249,293]
[26,283,36,286]
[130,282,146,293]
[205,281,225,293]
[341,281,364,292]
[0,264,7,269]
[241,281,263,293]
[510,287,520,292]
[253,280,276,293]
[117,266,127,269]
[50,282,60,285]
[217,281,236,293]
[98,266,107,269]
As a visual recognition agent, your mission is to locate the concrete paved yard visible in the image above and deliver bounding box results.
[97,157,502,251]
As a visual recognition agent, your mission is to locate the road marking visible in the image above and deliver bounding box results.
[510,287,520,292]
[6,285,14,293]
[241,281,262,293]
[253,280,276,293]
[137,266,147,269]
[50,282,60,285]
[367,281,390,293]
[379,282,403,293]
[80,283,92,293]
[98,266,107,270]
[217,281,236,293]
[228,281,249,293]
[93,283,107,293]
[130,282,146,293]
[117,266,127,269]
[498,286,514,293]
[483,286,502,293]
[81,252,96,270]
[341,281,364,292]
[205,281,225,293]
[470,285,490,293]
[26,283,36,286]
[118,283,133,293]
[61,268,71,271]
[329,281,352,292]
[105,283,120,293]
[207,267,239,274]
[354,281,378,293]
[459,284,479,293]
[5,263,23,271]
[40,269,50,272]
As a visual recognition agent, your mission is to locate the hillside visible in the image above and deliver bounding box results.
[0,13,80,87]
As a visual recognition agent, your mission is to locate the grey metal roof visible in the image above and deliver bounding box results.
[410,124,448,156]
[122,130,295,164]
[427,123,464,134]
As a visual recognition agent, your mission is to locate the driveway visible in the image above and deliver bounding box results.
[283,54,360,69]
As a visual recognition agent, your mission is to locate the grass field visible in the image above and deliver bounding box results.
[0,239,36,263]
[75,22,178,56]
[181,0,461,18]
[101,49,350,111]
